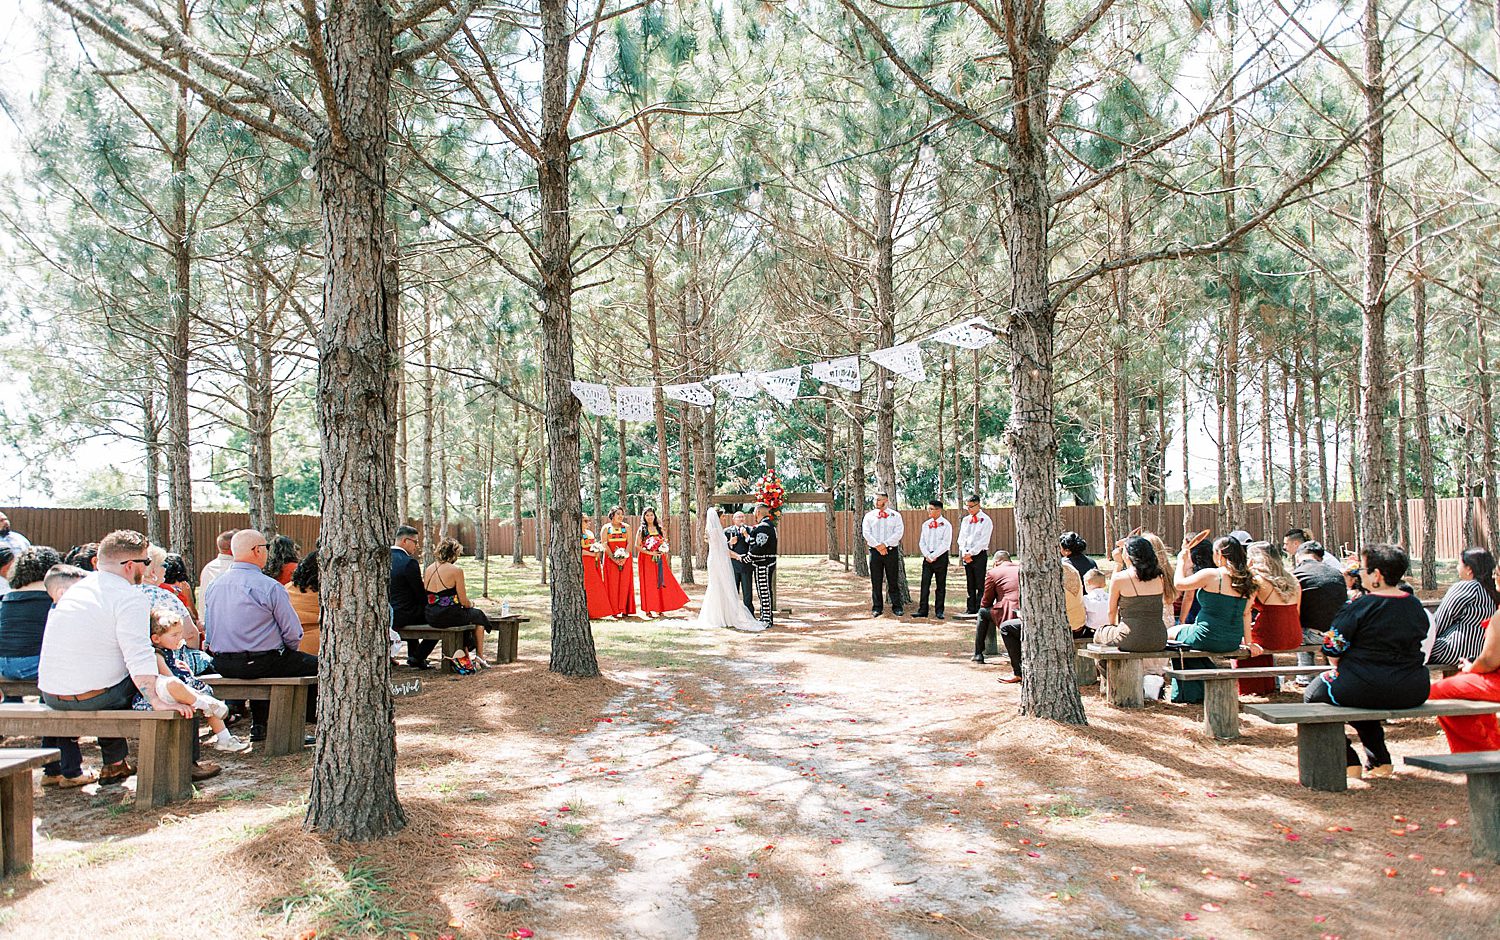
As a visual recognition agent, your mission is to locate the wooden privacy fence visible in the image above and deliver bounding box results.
[484,497,1494,561]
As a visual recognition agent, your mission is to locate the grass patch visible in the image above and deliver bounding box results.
[1037,795,1093,818]
[263,858,415,936]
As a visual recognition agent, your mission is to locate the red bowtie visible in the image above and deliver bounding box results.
[970,514,979,523]
[928,521,941,529]
[878,510,889,519]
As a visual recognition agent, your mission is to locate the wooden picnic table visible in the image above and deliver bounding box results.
[0,747,59,877]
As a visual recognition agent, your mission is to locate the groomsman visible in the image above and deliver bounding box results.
[957,495,992,614]
[862,492,905,617]
[916,499,953,619]
[726,510,755,615]
[746,502,778,629]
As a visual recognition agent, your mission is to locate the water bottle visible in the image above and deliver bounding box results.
[501,600,511,617]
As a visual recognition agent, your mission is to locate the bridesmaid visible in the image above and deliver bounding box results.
[637,507,689,618]
[581,514,613,620]
[600,507,636,618]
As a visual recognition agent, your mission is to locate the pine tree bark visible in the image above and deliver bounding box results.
[872,175,898,502]
[421,299,435,562]
[538,0,596,676]
[1413,223,1438,589]
[165,22,195,574]
[1478,288,1498,548]
[1180,371,1192,538]
[244,241,276,534]
[1355,0,1393,542]
[304,0,404,840]
[142,388,163,547]
[851,332,869,579]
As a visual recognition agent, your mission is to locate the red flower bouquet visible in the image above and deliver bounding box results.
[756,470,786,521]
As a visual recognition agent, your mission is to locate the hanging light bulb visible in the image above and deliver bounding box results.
[1129,51,1150,85]
[746,182,763,210]
[817,384,828,395]
[408,204,422,224]
[300,165,314,181]
[885,379,895,390]
[613,205,628,230]
[919,134,936,165]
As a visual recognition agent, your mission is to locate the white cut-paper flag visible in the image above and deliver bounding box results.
[663,382,715,407]
[708,372,760,398]
[570,381,613,417]
[869,342,926,382]
[929,317,997,349]
[809,356,861,391]
[614,386,654,422]
[756,366,803,405]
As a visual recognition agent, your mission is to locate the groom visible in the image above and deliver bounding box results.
[726,510,755,616]
[746,502,778,629]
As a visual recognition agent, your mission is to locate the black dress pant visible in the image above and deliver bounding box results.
[1304,673,1390,767]
[213,647,319,735]
[963,550,988,614]
[918,553,948,616]
[869,548,902,613]
[732,560,755,615]
[973,610,1024,675]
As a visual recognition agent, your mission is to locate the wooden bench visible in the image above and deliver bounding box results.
[0,747,58,877]
[1165,663,1459,740]
[0,706,193,809]
[1243,700,1500,792]
[2,677,317,758]
[1405,752,1500,861]
[399,615,530,672]
[1080,643,1321,708]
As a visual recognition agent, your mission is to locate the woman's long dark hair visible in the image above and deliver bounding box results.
[291,550,320,593]
[1462,546,1500,607]
[263,534,300,578]
[1124,536,1162,583]
[638,507,663,539]
[1215,537,1256,597]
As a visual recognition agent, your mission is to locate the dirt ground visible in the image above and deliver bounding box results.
[0,557,1495,939]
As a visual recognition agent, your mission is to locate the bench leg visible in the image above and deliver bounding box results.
[1469,774,1500,862]
[1296,723,1348,792]
[1203,679,1241,740]
[1074,651,1096,686]
[136,718,194,810]
[0,771,33,876]
[495,621,518,664]
[440,633,460,674]
[1103,660,1145,708]
[265,687,297,758]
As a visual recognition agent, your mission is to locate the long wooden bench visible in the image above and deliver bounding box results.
[399,615,530,673]
[1,676,317,758]
[0,747,59,877]
[1165,663,1459,740]
[1243,700,1500,792]
[1405,752,1500,862]
[0,705,193,809]
[1079,643,1322,708]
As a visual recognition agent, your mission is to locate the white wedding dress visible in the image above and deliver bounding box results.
[694,509,763,631]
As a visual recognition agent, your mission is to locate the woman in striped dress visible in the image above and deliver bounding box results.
[1427,548,1498,667]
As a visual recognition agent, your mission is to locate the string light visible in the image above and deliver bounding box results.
[300,165,314,181]
[613,206,627,230]
[919,134,936,165]
[747,182,763,210]
[408,204,422,224]
[1129,51,1150,85]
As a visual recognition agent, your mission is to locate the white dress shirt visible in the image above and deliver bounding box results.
[918,517,953,561]
[862,508,905,550]
[38,570,157,695]
[0,530,31,555]
[1083,588,1111,630]
[199,553,234,592]
[957,511,993,557]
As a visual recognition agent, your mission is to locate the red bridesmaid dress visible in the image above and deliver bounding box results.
[638,531,689,615]
[1236,598,1304,694]
[600,524,636,617]
[581,531,613,620]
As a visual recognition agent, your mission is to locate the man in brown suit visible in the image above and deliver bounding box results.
[972,551,1021,667]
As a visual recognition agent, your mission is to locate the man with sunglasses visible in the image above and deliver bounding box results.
[37,529,199,785]
[203,529,316,745]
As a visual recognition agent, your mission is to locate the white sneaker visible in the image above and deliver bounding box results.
[213,733,251,753]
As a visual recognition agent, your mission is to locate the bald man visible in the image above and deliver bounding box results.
[202,529,317,744]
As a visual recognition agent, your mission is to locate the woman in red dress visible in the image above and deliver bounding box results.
[1238,542,1305,694]
[637,507,689,617]
[599,507,636,618]
[580,515,613,620]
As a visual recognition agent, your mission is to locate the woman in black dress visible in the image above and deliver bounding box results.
[1303,543,1429,779]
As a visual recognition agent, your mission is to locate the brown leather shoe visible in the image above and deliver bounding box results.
[41,773,63,787]
[97,761,136,785]
[191,761,222,782]
[59,771,98,789]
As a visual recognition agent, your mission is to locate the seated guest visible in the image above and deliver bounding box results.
[1081,568,1110,633]
[0,546,62,682]
[44,565,86,601]
[1304,543,1430,778]
[37,529,207,786]
[1238,542,1304,694]
[286,550,321,655]
[138,610,249,753]
[264,534,300,585]
[203,529,316,745]
[1060,532,1096,581]
[972,551,1021,666]
[1178,536,1216,623]
[1427,547,1498,667]
[1169,535,1258,654]
[198,529,237,597]
[423,538,492,658]
[391,526,432,667]
[1291,540,1348,686]
[0,546,13,592]
[139,543,202,649]
[161,553,198,622]
[1284,527,1346,575]
[1095,536,1169,653]
[63,543,98,572]
[1141,532,1179,628]
[1429,580,1500,752]
[990,559,1086,684]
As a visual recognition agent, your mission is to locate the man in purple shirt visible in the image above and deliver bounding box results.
[203,529,317,744]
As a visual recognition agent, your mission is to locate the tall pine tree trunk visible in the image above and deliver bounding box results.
[872,175,898,502]
[1356,0,1392,542]
[1413,220,1438,588]
[142,388,163,547]
[166,30,195,574]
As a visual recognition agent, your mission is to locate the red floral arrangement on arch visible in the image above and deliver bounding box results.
[756,469,786,521]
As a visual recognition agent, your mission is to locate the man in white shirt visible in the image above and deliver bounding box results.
[38,529,195,785]
[916,500,953,619]
[0,512,31,556]
[861,492,905,617]
[199,529,238,597]
[956,495,992,615]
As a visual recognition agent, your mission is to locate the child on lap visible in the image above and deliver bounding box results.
[134,611,249,753]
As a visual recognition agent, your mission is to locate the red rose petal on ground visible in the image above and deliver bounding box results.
[1182,913,1198,921]
[1384,868,1398,878]
[1286,877,1302,884]
[747,872,760,878]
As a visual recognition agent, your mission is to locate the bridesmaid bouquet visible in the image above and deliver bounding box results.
[612,547,628,560]
[643,535,668,556]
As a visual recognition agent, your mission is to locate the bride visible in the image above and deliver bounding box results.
[694,507,763,632]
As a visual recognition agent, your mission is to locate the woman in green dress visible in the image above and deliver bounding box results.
[1169,534,1263,657]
